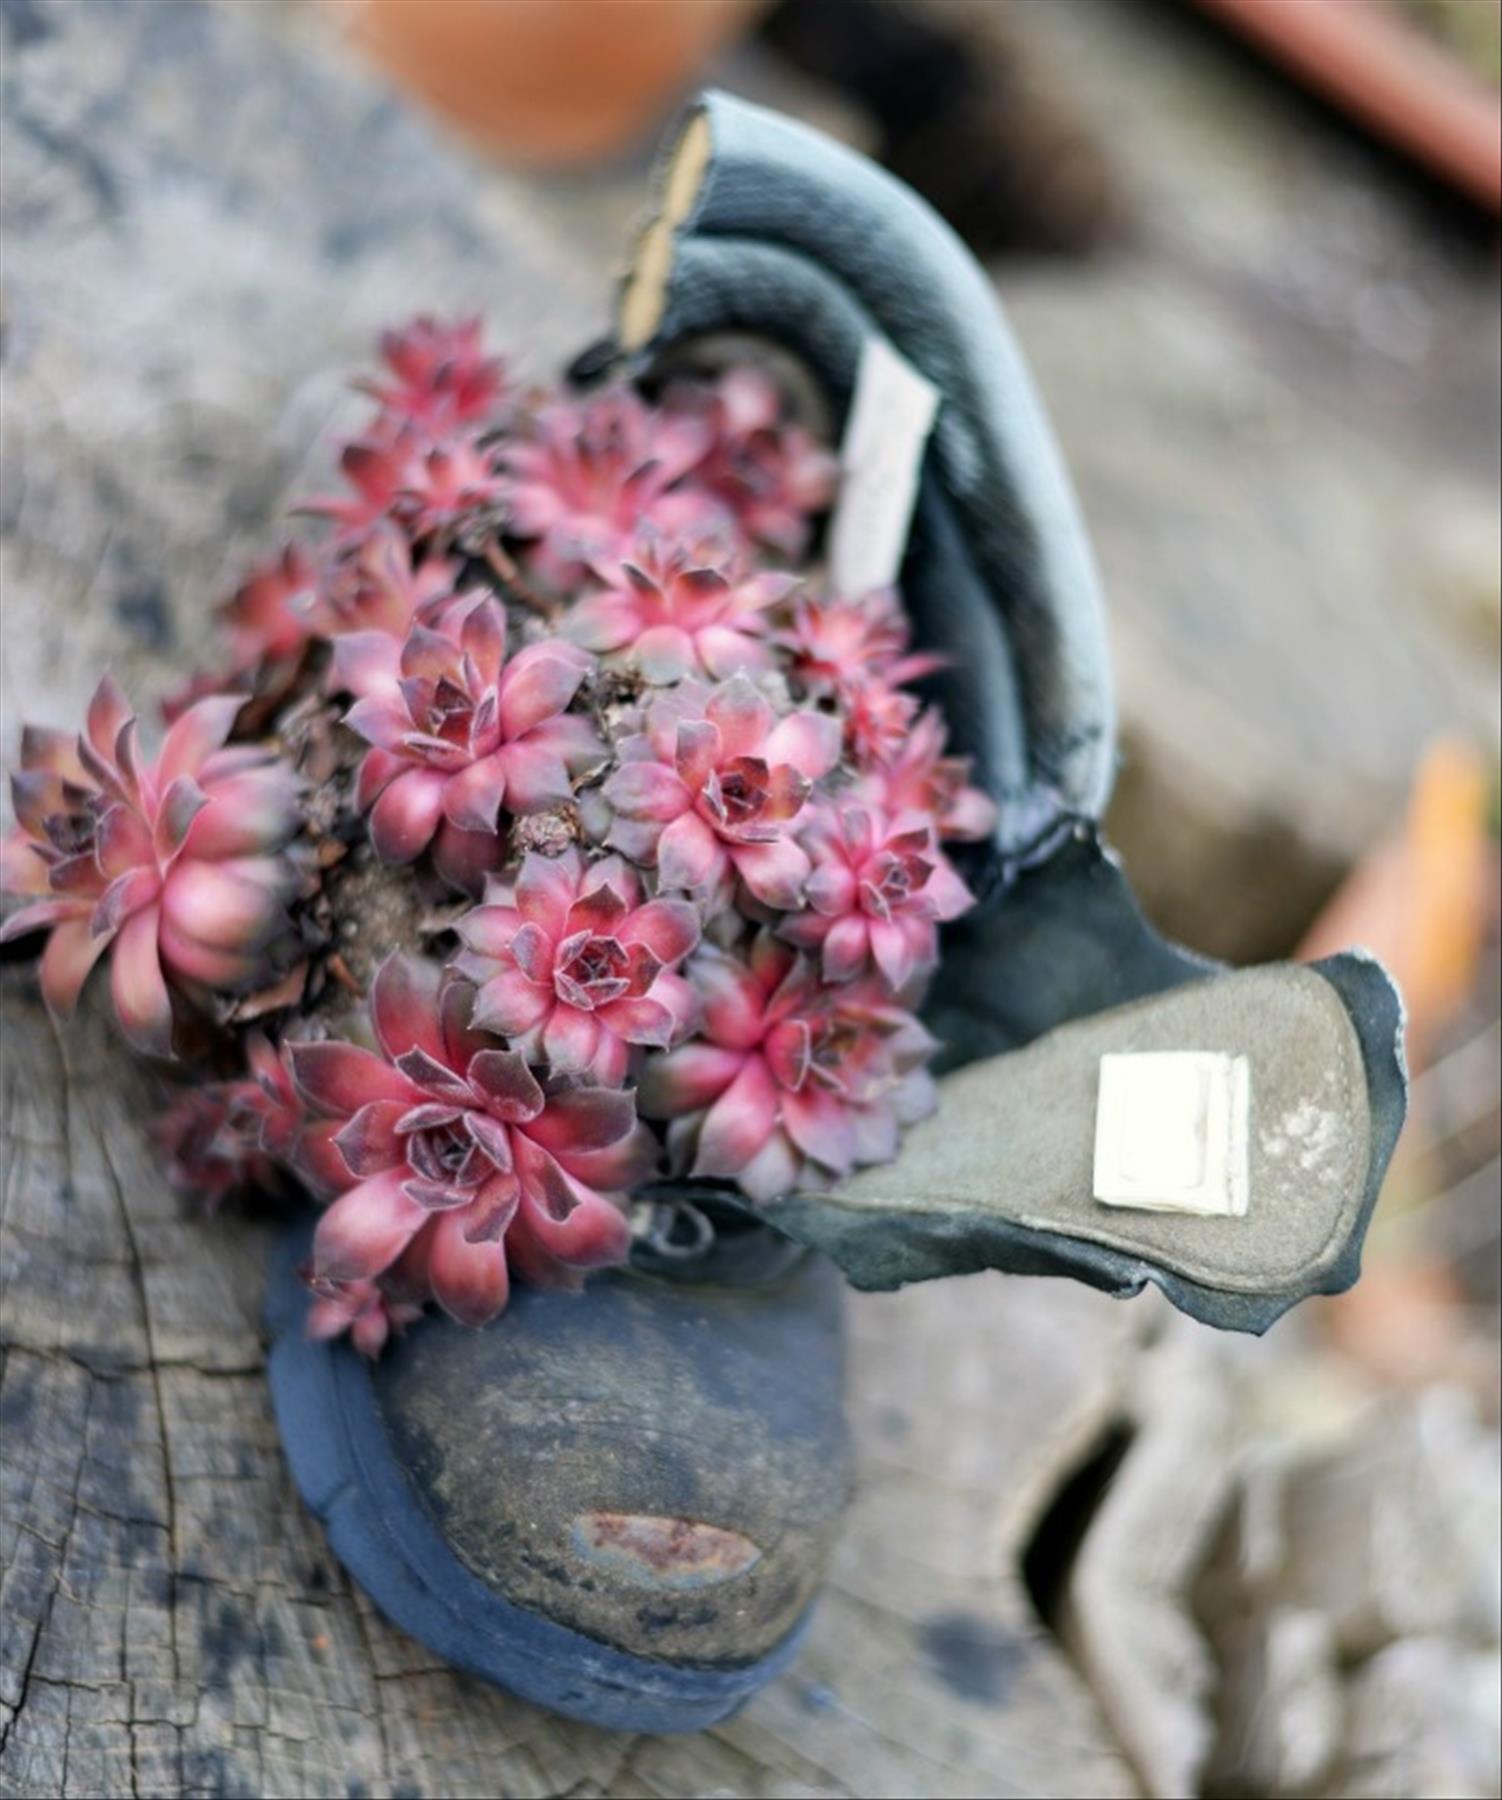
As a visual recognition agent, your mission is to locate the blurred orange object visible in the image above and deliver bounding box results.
[1188,0,1502,214]
[1299,737,1495,1068]
[334,0,765,167]
[1320,1253,1491,1392]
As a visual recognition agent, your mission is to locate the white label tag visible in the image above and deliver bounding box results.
[1093,1052,1250,1218]
[827,337,940,596]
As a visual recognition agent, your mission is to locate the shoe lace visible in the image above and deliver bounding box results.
[629,1194,716,1261]
[627,1187,809,1286]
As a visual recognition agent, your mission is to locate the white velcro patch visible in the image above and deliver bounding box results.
[1093,1051,1250,1218]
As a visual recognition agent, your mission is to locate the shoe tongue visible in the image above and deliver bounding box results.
[764,955,1405,1335]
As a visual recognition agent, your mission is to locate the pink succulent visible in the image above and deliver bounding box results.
[638,933,938,1202]
[563,529,795,684]
[853,707,998,843]
[799,977,941,1167]
[781,803,974,990]
[161,533,461,725]
[666,368,838,558]
[309,527,459,639]
[151,1028,347,1207]
[221,545,321,673]
[224,1030,354,1199]
[302,422,421,544]
[398,437,510,539]
[304,1271,425,1359]
[335,594,602,894]
[499,389,722,583]
[161,546,321,722]
[603,675,842,913]
[229,1030,306,1157]
[152,1080,283,1211]
[304,424,507,546]
[842,674,924,767]
[454,848,700,1085]
[360,315,506,430]
[291,954,654,1326]
[775,586,943,702]
[1,677,307,1055]
[3,322,1001,1358]
[772,588,946,767]
[157,667,250,726]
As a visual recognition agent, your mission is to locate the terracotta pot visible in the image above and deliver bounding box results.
[333,0,766,167]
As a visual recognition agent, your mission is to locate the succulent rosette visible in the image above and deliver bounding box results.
[2,676,306,1054]
[311,422,512,547]
[498,389,723,584]
[312,527,461,639]
[360,314,507,430]
[152,1076,281,1214]
[663,367,838,558]
[1,313,992,1357]
[638,934,938,1201]
[211,545,321,693]
[151,1028,350,1207]
[564,528,794,685]
[775,584,941,701]
[852,706,999,843]
[335,592,602,894]
[604,675,841,912]
[454,848,700,1085]
[304,1274,425,1360]
[780,803,975,990]
[291,955,653,1326]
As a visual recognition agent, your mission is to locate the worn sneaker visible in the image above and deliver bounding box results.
[265,89,1405,1732]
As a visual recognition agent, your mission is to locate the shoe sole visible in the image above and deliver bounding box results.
[263,1221,813,1733]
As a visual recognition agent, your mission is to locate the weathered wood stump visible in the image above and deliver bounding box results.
[0,978,1137,1799]
[0,5,1135,1793]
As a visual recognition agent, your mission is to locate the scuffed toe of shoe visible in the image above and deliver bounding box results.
[369,1252,850,1668]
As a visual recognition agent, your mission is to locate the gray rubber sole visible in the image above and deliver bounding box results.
[264,1223,813,1733]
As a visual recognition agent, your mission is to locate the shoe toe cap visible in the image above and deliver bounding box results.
[371,1259,850,1666]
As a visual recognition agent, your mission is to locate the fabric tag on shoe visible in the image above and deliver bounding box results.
[828,337,940,597]
[1093,1051,1251,1217]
